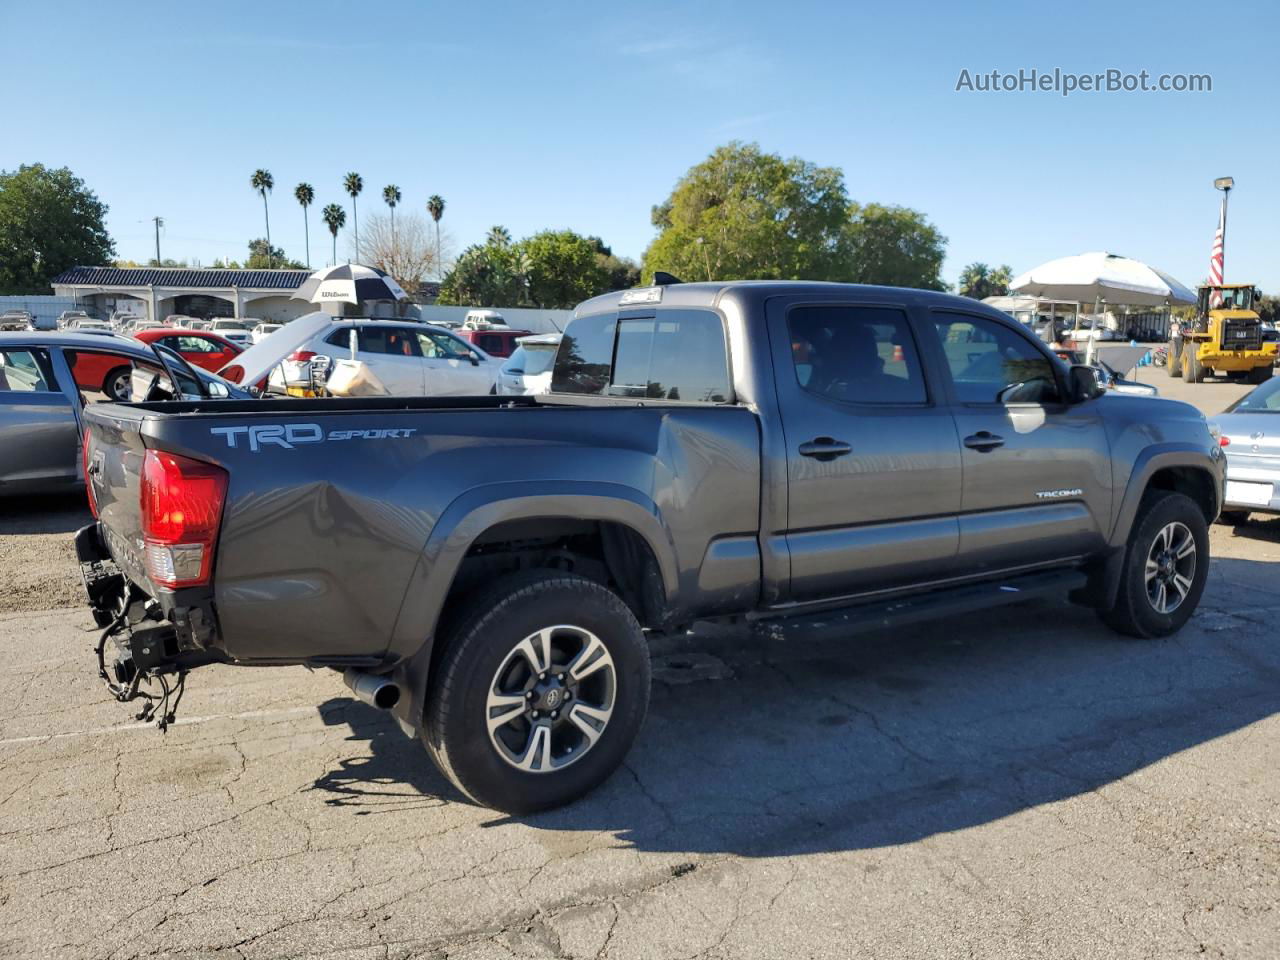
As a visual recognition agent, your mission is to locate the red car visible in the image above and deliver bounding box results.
[133,328,244,373]
[455,327,532,358]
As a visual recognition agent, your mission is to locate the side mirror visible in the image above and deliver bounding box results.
[469,354,479,366]
[1068,364,1105,402]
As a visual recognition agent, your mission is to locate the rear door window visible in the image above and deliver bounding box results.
[786,305,927,404]
[357,326,422,357]
[0,349,53,392]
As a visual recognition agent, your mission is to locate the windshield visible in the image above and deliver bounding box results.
[1225,377,1280,412]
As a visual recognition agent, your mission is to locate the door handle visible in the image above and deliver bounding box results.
[963,431,1005,451]
[798,437,852,461]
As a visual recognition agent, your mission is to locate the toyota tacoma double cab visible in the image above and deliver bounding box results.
[78,281,1225,813]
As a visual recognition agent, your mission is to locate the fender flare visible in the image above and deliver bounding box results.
[387,480,679,661]
[1107,443,1223,549]
[384,481,679,733]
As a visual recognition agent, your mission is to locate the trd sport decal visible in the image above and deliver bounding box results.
[210,424,417,452]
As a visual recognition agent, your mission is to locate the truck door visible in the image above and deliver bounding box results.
[922,310,1111,572]
[766,299,963,602]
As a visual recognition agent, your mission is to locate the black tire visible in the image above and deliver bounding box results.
[1247,365,1273,385]
[1098,491,1209,638]
[1167,340,1182,378]
[1217,509,1250,526]
[422,570,651,814]
[1185,350,1205,383]
[102,366,132,401]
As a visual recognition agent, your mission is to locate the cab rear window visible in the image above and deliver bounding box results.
[551,310,729,402]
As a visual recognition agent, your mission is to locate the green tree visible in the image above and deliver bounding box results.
[321,204,346,265]
[294,182,314,269]
[426,194,445,276]
[843,203,948,290]
[642,142,851,283]
[958,262,1013,300]
[382,184,401,242]
[437,232,525,307]
[0,164,114,294]
[487,225,512,246]
[246,238,304,270]
[250,169,274,267]
[521,230,609,308]
[642,142,948,290]
[344,172,363,256]
[588,236,641,292]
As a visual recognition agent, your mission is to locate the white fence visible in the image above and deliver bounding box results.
[0,296,85,325]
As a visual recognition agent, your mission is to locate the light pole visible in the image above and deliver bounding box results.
[1214,176,1233,286]
[152,216,164,265]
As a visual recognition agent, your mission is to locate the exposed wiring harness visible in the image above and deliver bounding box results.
[95,613,187,733]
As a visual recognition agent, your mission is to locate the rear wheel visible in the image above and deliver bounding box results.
[1099,491,1209,638]
[1247,365,1273,385]
[1167,340,1182,378]
[101,366,132,401]
[422,571,651,814]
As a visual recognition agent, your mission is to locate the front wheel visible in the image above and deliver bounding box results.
[1098,491,1209,638]
[1167,340,1182,378]
[1247,365,1273,385]
[422,571,651,814]
[1185,350,1205,383]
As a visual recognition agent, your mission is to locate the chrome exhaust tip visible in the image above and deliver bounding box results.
[343,669,401,710]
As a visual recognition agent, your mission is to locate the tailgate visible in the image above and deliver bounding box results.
[84,405,154,595]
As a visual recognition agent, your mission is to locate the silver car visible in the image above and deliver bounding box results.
[1212,375,1280,520]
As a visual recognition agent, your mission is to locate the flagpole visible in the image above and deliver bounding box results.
[1219,184,1230,282]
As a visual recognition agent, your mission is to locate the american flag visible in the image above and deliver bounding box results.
[1208,202,1225,307]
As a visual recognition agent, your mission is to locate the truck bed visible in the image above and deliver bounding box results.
[84,395,762,664]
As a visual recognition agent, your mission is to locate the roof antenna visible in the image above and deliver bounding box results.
[652,271,683,286]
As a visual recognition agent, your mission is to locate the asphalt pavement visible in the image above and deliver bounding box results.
[0,371,1276,959]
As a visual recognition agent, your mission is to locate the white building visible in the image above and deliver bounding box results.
[50,266,315,324]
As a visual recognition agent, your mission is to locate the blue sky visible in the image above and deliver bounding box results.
[4,0,1279,289]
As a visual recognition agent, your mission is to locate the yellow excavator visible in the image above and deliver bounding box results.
[1169,284,1277,384]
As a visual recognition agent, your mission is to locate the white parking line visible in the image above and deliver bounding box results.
[0,704,321,746]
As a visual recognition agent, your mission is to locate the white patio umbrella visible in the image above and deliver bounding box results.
[1009,252,1196,306]
[291,263,407,305]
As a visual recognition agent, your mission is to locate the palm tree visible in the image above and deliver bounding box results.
[343,172,363,257]
[487,225,511,246]
[321,203,346,265]
[294,183,315,269]
[250,169,274,267]
[427,194,445,275]
[382,184,401,244]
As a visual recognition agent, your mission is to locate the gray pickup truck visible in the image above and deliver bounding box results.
[78,280,1225,812]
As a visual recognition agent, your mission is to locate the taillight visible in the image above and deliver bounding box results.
[140,450,228,588]
[1220,436,1231,447]
[82,430,98,517]
[288,350,317,363]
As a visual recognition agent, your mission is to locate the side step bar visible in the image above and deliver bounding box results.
[758,568,1090,639]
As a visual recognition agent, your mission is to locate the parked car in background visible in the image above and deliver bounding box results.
[58,310,92,328]
[496,333,561,395]
[27,313,57,331]
[1212,375,1280,522]
[133,328,244,373]
[221,315,499,397]
[185,319,211,331]
[69,319,115,335]
[250,322,283,344]
[108,311,143,329]
[456,324,533,358]
[0,310,34,331]
[0,331,249,494]
[209,318,254,346]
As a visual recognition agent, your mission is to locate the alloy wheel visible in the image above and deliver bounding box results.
[485,625,616,773]
[1144,521,1196,614]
